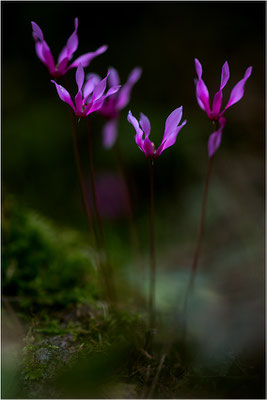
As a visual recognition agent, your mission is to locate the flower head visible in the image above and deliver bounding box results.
[194,58,252,157]
[31,18,107,78]
[127,108,187,160]
[51,64,121,118]
[97,67,142,148]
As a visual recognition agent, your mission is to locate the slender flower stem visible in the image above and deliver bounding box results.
[68,108,97,247]
[114,140,140,259]
[191,155,213,282]
[181,154,214,364]
[63,77,113,302]
[63,75,97,246]
[87,120,117,304]
[184,155,214,306]
[148,159,156,330]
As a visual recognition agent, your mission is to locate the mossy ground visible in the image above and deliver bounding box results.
[2,197,265,399]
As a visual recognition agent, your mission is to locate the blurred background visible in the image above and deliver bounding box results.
[2,1,265,398]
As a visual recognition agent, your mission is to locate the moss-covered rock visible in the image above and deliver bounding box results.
[2,196,99,309]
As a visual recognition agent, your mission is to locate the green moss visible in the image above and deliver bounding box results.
[2,196,99,309]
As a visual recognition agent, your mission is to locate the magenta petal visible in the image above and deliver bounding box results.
[127,110,140,133]
[84,74,101,99]
[195,59,211,116]
[142,138,154,158]
[88,98,105,114]
[158,119,187,156]
[220,61,230,90]
[108,67,120,87]
[139,113,151,138]
[102,119,118,149]
[74,90,83,113]
[106,85,121,97]
[208,129,223,158]
[163,106,183,140]
[223,66,252,112]
[35,41,46,63]
[196,79,211,116]
[92,74,109,101]
[42,40,55,73]
[68,45,108,69]
[127,111,144,149]
[212,90,223,115]
[51,80,75,110]
[195,58,203,79]
[208,117,226,157]
[128,67,142,85]
[58,18,79,63]
[31,21,44,41]
[56,57,69,75]
[116,67,142,110]
[76,64,85,91]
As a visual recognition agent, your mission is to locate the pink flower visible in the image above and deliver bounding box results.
[127,108,187,160]
[31,18,107,78]
[99,67,142,148]
[51,64,120,118]
[194,58,252,157]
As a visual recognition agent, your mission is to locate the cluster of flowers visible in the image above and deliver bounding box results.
[32,18,252,159]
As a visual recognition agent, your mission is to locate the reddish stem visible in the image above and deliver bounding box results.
[148,159,156,330]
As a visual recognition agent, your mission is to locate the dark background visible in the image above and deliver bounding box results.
[2,0,265,383]
[2,1,264,223]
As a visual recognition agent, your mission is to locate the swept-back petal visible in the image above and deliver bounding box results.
[194,58,211,116]
[102,118,118,149]
[35,41,46,63]
[76,64,85,91]
[195,58,203,79]
[106,85,121,97]
[92,73,109,101]
[42,40,55,73]
[142,137,154,158]
[163,106,183,141]
[74,91,83,113]
[208,116,226,157]
[31,21,44,41]
[196,79,211,116]
[212,90,223,115]
[68,45,108,69]
[127,110,144,150]
[84,74,101,99]
[220,61,230,90]
[87,98,105,114]
[108,67,120,87]
[139,112,151,138]
[157,119,187,157]
[58,17,79,63]
[56,57,69,75]
[223,66,252,112]
[208,130,223,158]
[51,80,75,110]
[116,67,142,110]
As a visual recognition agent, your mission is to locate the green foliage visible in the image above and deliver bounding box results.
[2,196,99,309]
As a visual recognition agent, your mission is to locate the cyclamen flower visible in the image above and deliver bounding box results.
[51,64,120,118]
[31,18,107,78]
[99,67,142,148]
[127,108,187,160]
[195,58,252,157]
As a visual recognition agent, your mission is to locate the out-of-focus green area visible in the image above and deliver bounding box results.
[2,2,265,399]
